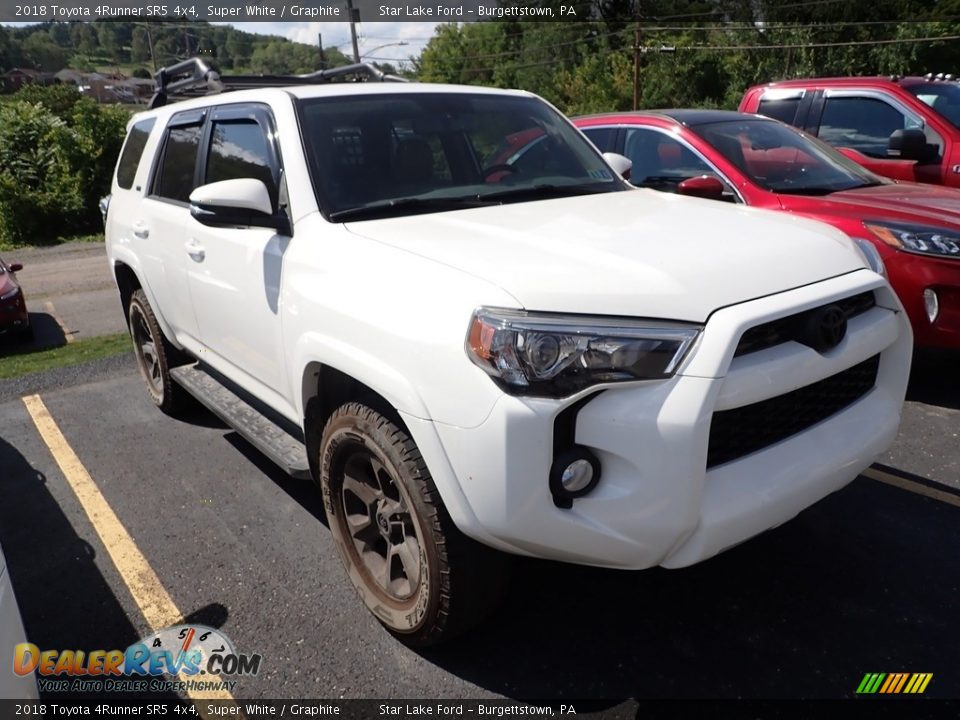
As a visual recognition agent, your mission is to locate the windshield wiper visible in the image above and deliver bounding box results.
[477,183,617,203]
[330,196,495,222]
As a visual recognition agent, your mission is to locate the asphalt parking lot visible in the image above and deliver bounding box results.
[0,245,958,704]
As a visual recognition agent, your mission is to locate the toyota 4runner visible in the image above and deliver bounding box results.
[104,59,912,646]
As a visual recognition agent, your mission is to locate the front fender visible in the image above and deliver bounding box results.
[292,331,431,422]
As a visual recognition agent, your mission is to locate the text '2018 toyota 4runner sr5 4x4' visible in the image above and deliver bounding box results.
[103,59,912,646]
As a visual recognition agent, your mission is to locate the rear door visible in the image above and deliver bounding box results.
[138,108,207,341]
[184,103,292,397]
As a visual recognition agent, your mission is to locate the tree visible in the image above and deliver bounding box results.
[131,27,153,65]
[22,32,68,72]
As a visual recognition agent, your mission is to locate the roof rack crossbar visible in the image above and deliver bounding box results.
[149,57,408,109]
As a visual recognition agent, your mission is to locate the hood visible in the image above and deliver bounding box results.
[779,182,960,229]
[345,190,865,322]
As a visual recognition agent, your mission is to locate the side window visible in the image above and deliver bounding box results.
[623,128,726,193]
[817,97,911,158]
[116,118,156,190]
[581,127,615,152]
[205,119,277,203]
[757,97,801,125]
[153,123,203,203]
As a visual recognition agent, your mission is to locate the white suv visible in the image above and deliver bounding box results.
[104,60,912,646]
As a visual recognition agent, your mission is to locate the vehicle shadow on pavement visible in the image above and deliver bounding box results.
[418,477,960,700]
[222,432,329,528]
[0,434,190,700]
[0,313,66,357]
[907,348,960,411]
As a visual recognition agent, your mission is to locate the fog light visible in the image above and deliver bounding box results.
[923,288,939,323]
[549,447,601,506]
[561,459,594,493]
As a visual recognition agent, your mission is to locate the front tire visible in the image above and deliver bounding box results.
[320,402,508,646]
[128,289,184,415]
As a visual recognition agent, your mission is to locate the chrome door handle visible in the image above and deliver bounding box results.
[132,222,149,239]
[185,239,205,261]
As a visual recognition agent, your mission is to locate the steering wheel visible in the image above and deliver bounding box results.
[482,163,520,180]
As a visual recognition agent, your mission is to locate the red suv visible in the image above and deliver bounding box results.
[574,110,960,349]
[740,76,960,187]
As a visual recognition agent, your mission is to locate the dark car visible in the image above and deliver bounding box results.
[0,258,31,341]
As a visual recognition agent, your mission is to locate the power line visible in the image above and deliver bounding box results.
[673,33,960,51]
[429,32,960,76]
[650,0,847,21]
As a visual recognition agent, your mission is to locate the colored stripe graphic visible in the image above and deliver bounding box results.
[856,672,932,694]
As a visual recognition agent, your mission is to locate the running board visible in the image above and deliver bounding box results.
[170,364,311,480]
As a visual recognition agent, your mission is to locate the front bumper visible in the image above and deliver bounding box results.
[887,251,960,349]
[412,270,912,569]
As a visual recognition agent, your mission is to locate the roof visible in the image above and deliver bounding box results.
[574,109,769,126]
[132,82,538,125]
[755,76,937,89]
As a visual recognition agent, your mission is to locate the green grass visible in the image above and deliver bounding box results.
[0,232,104,252]
[0,332,131,380]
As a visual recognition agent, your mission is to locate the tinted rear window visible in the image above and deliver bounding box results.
[757,97,801,125]
[153,124,202,203]
[116,118,156,190]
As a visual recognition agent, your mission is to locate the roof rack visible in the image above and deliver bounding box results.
[149,57,409,109]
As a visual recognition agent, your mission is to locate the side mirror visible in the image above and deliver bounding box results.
[677,175,726,201]
[8,263,22,272]
[887,128,934,163]
[189,178,289,234]
[602,152,632,180]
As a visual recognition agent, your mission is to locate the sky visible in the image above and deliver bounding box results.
[1,21,440,66]
[244,22,440,65]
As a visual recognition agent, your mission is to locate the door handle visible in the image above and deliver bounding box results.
[185,239,205,261]
[132,222,149,239]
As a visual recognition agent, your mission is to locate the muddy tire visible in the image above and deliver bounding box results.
[128,289,185,415]
[320,402,508,646]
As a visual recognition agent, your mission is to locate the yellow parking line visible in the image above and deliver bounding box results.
[863,466,960,509]
[22,394,236,706]
[44,301,75,343]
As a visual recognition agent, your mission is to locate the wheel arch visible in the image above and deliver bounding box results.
[301,361,422,482]
[111,259,179,348]
[113,261,141,329]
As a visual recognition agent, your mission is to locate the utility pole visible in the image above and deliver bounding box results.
[346,0,361,63]
[633,23,641,111]
[318,33,327,69]
[146,25,157,72]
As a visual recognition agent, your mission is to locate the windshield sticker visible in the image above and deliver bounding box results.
[589,168,613,180]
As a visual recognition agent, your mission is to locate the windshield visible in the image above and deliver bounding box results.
[905,82,960,129]
[694,119,885,195]
[297,92,625,220]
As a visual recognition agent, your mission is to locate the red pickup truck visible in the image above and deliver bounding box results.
[740,76,960,187]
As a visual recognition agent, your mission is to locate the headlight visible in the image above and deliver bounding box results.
[852,238,887,277]
[864,221,960,259]
[466,308,701,397]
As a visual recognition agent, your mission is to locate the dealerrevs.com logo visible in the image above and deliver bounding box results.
[13,624,261,694]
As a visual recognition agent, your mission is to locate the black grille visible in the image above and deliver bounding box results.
[707,354,880,469]
[734,291,875,357]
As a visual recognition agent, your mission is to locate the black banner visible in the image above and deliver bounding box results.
[2,699,959,720]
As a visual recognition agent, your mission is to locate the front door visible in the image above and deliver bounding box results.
[185,104,292,398]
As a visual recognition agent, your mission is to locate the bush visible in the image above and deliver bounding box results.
[0,86,129,248]
[14,83,83,117]
[0,102,85,247]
